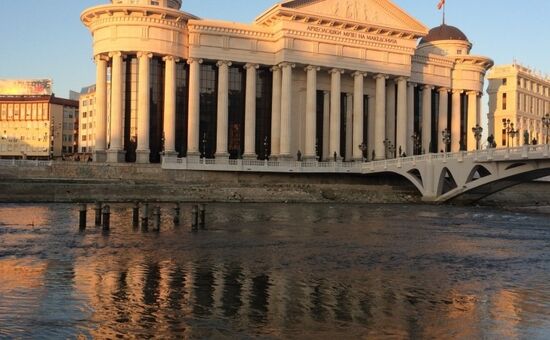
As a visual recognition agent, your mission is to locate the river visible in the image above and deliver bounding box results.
[0,203,549,338]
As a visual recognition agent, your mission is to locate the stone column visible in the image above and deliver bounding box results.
[374,74,387,160]
[367,93,375,160]
[107,51,125,163]
[187,58,202,158]
[421,85,433,154]
[136,52,152,164]
[386,80,396,146]
[467,91,479,151]
[352,71,365,161]
[329,68,343,160]
[437,88,449,152]
[406,82,415,156]
[305,65,319,160]
[322,91,330,160]
[345,93,353,161]
[270,66,281,159]
[243,63,259,159]
[451,90,462,151]
[215,60,231,160]
[93,54,108,162]
[279,62,294,159]
[396,77,408,156]
[163,56,178,157]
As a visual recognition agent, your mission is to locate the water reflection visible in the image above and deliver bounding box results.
[0,203,549,338]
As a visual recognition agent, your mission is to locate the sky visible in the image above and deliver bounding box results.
[0,0,549,98]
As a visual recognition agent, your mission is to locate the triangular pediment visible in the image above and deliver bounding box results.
[277,0,428,35]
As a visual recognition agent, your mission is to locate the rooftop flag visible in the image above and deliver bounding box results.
[437,0,446,10]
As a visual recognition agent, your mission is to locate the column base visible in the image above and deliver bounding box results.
[186,152,201,164]
[136,150,150,164]
[215,153,230,164]
[352,157,364,162]
[106,149,126,163]
[242,153,258,160]
[302,155,318,161]
[93,150,107,163]
[162,151,179,163]
[277,154,294,162]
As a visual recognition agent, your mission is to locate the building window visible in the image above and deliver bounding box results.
[502,78,507,85]
[82,135,87,141]
[456,49,462,55]
[502,93,507,110]
[82,112,87,118]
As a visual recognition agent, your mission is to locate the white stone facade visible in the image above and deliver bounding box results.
[81,0,493,163]
[488,64,550,147]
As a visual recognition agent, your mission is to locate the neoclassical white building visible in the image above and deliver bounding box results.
[81,0,493,164]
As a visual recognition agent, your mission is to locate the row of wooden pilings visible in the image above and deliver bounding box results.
[78,202,206,232]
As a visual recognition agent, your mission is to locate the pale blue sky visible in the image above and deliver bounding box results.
[0,0,549,98]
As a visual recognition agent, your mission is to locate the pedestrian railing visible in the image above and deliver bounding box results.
[0,159,53,167]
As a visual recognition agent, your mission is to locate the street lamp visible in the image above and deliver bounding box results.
[441,129,451,153]
[471,124,483,150]
[383,139,395,159]
[542,113,550,145]
[201,132,207,159]
[411,132,421,155]
[263,136,269,160]
[502,119,517,148]
[358,142,368,162]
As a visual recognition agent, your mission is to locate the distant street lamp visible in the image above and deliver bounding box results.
[542,113,550,145]
[201,132,207,158]
[502,119,517,148]
[263,136,269,161]
[411,132,421,155]
[358,142,368,162]
[383,139,395,159]
[471,124,483,150]
[441,128,451,153]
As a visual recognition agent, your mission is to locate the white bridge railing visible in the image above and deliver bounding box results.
[162,144,550,174]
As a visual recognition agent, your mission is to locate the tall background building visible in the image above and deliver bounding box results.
[488,64,550,147]
[0,79,79,159]
[81,0,493,164]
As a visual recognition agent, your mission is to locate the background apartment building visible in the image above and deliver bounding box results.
[488,64,550,147]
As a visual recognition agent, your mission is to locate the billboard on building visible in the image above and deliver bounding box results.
[0,79,52,96]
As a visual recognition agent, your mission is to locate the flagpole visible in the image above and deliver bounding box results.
[443,2,446,25]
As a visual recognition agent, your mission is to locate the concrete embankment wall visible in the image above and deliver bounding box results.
[0,163,420,203]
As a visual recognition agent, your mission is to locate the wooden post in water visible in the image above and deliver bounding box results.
[79,203,87,230]
[191,205,198,231]
[173,202,181,226]
[199,204,206,229]
[102,205,111,231]
[141,203,149,231]
[94,202,102,226]
[153,206,161,232]
[132,202,140,228]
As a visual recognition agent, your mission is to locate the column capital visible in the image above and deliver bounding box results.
[352,71,367,78]
[163,55,181,63]
[466,90,480,96]
[422,84,434,91]
[437,87,450,93]
[395,76,409,82]
[305,65,320,72]
[94,54,109,63]
[407,81,417,88]
[244,63,260,70]
[279,62,295,69]
[108,51,123,59]
[452,89,464,95]
[187,57,203,65]
[329,68,344,75]
[137,51,153,59]
[216,60,232,67]
[374,73,389,80]
[270,65,280,72]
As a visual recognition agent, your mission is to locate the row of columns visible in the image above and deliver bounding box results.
[94,53,482,163]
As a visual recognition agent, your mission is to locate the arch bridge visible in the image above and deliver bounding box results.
[162,145,550,203]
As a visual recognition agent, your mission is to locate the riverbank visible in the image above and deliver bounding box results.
[0,162,548,205]
[0,163,419,204]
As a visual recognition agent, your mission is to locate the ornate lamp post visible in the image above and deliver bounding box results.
[411,132,421,155]
[383,139,395,159]
[358,142,368,162]
[263,136,269,161]
[502,119,517,148]
[441,129,451,153]
[201,132,207,159]
[542,113,550,145]
[471,124,483,150]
